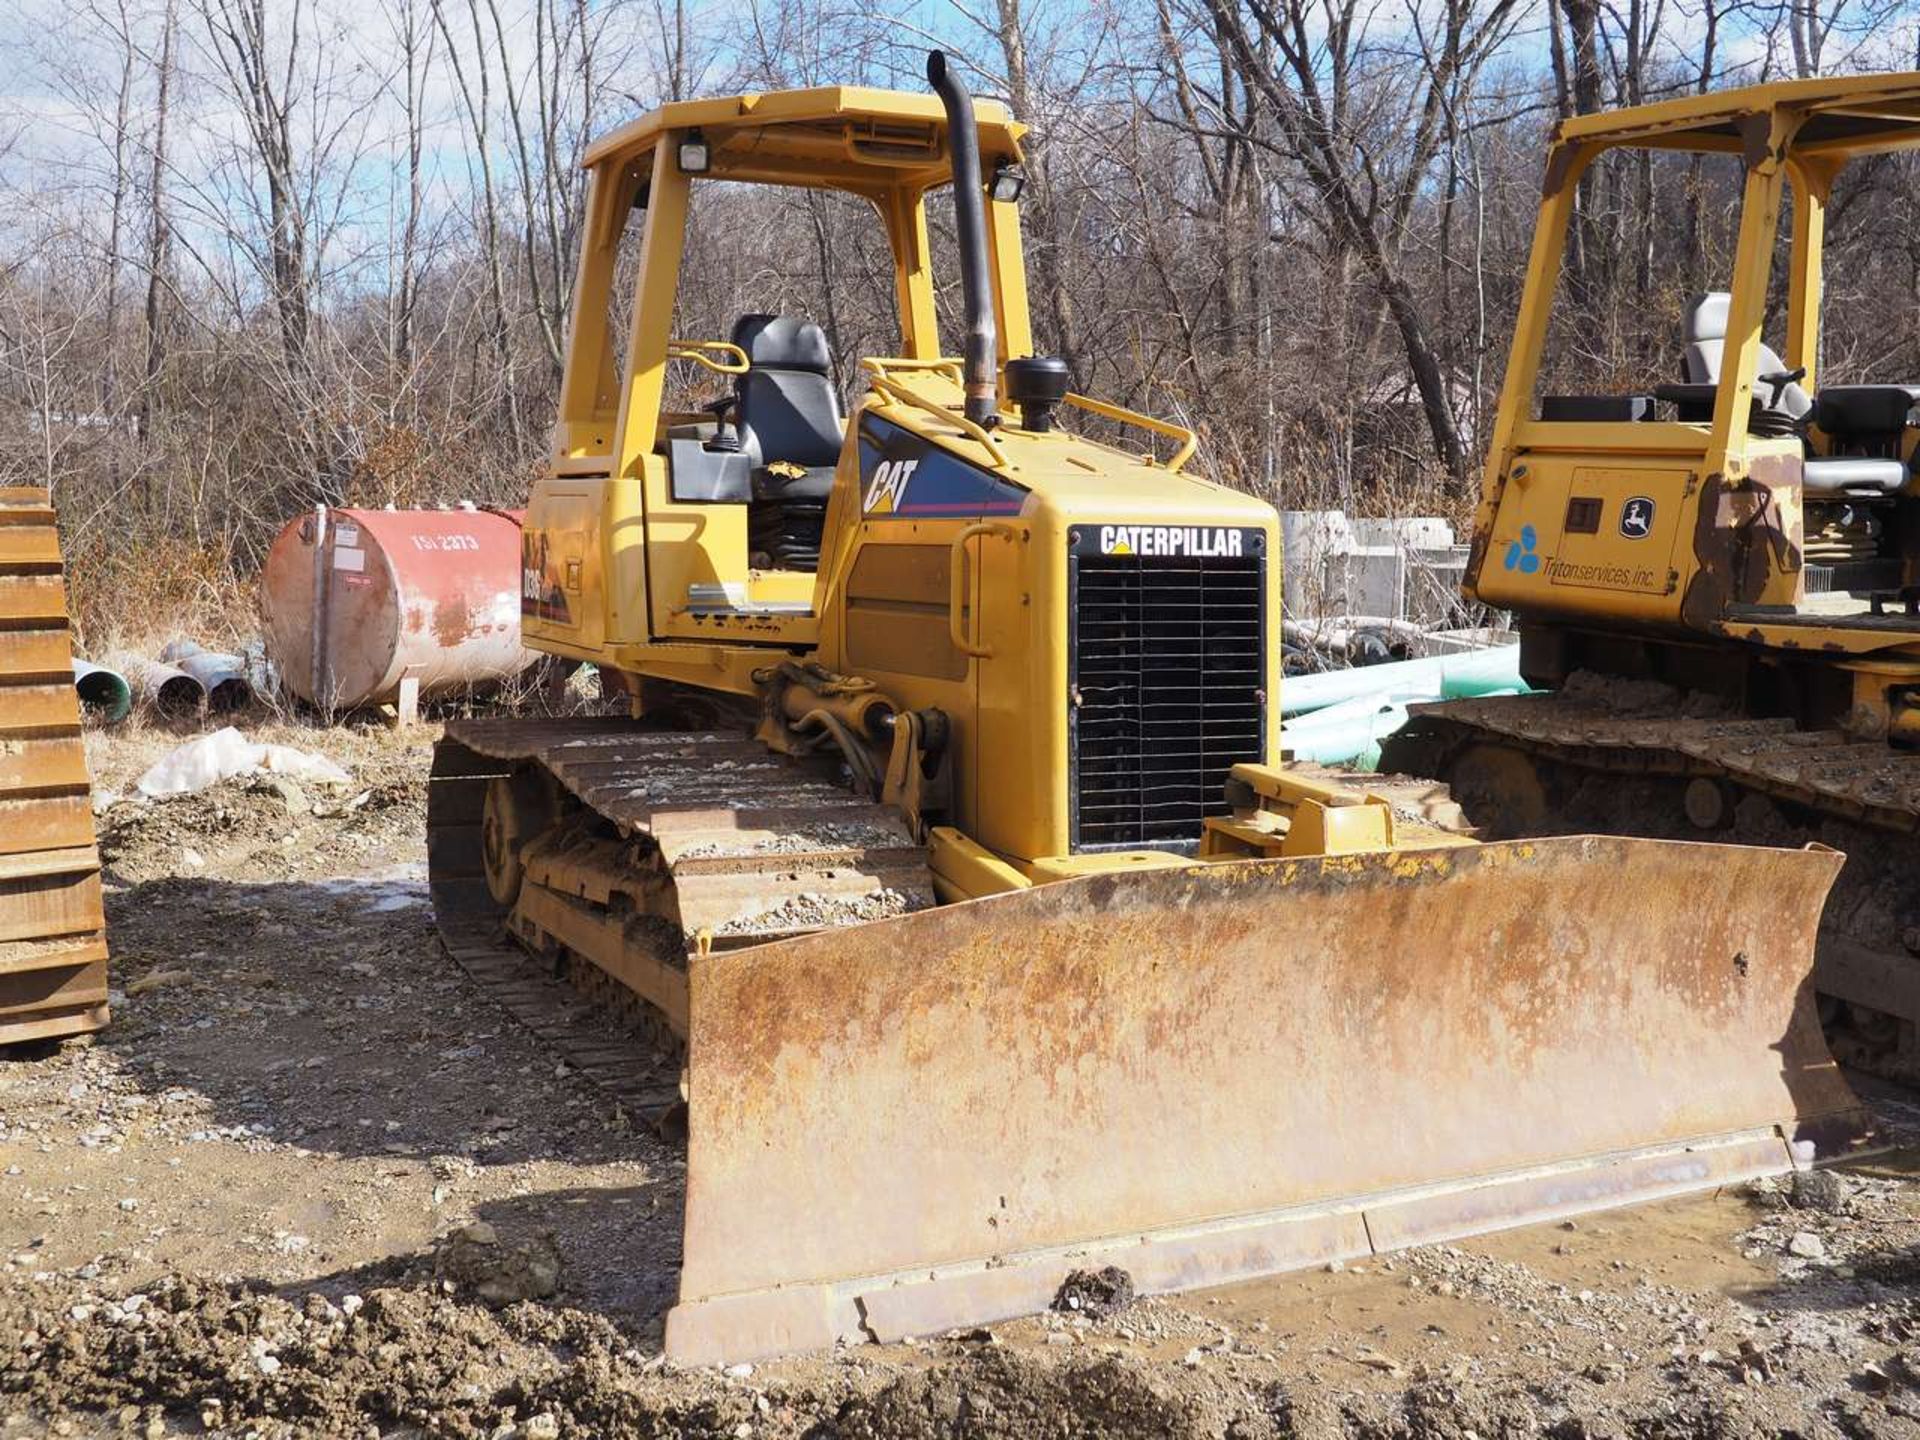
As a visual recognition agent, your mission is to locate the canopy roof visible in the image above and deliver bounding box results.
[582,85,1023,192]
[1556,72,1920,156]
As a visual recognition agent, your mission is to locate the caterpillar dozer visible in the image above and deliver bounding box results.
[427,54,1868,1366]
[0,486,109,1046]
[1381,73,1920,1084]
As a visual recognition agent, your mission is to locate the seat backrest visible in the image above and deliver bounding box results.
[1680,291,1809,419]
[729,314,844,469]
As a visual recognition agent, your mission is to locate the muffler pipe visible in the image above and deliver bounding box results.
[926,51,999,429]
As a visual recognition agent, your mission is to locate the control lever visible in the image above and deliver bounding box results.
[704,393,741,453]
[1759,366,1807,409]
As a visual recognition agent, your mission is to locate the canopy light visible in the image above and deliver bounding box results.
[989,160,1027,204]
[678,130,711,174]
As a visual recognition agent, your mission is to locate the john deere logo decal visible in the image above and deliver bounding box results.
[1619,496,1654,538]
[1502,525,1542,574]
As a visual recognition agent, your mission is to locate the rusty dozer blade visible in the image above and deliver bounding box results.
[665,834,1868,1365]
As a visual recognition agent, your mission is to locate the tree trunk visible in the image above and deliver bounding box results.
[139,0,176,450]
[103,0,136,418]
[995,0,1084,381]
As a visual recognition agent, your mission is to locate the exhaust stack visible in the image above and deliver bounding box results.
[926,51,999,428]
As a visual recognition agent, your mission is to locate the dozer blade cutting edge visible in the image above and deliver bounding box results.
[666,833,1868,1365]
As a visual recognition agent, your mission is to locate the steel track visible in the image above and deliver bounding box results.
[0,485,108,1048]
[426,717,931,1129]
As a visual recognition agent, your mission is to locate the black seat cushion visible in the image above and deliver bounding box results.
[1814,385,1920,441]
[752,465,836,503]
[729,314,844,470]
[1803,457,1907,495]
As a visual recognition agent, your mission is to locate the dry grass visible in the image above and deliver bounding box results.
[65,533,258,661]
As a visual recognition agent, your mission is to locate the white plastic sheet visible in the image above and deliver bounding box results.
[136,726,351,798]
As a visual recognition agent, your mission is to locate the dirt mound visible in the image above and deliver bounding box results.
[436,1221,562,1306]
[814,1350,1268,1439]
[97,781,289,879]
[97,772,424,884]
[1052,1266,1136,1321]
[0,1274,760,1439]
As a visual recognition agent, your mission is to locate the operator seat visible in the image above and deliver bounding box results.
[1681,292,1906,495]
[1680,292,1810,413]
[730,314,843,493]
[729,314,843,569]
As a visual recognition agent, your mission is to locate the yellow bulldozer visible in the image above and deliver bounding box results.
[426,54,1867,1365]
[1382,73,1920,1085]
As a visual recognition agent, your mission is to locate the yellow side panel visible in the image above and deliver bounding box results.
[975,519,1057,860]
[843,543,967,681]
[1476,458,1693,626]
[522,481,610,656]
[604,476,649,646]
[823,519,981,838]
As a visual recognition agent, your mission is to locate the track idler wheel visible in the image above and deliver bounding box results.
[1683,777,1736,831]
[482,769,559,907]
[1442,742,1552,838]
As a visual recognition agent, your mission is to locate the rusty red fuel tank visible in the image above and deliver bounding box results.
[260,505,539,711]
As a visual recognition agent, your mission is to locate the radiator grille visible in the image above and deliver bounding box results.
[1069,547,1266,851]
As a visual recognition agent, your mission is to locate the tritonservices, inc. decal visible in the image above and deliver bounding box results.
[1502,524,1542,574]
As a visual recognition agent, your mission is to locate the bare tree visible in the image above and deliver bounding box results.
[140,0,177,445]
[198,0,312,383]
[2,0,1918,637]
[431,0,521,431]
[1200,0,1525,484]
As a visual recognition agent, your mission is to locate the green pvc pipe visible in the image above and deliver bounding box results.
[1278,644,1524,718]
[73,659,133,725]
[1281,685,1527,770]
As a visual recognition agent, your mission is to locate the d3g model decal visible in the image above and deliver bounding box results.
[520,529,573,624]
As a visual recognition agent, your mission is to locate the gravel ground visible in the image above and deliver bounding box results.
[6,717,1920,1437]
